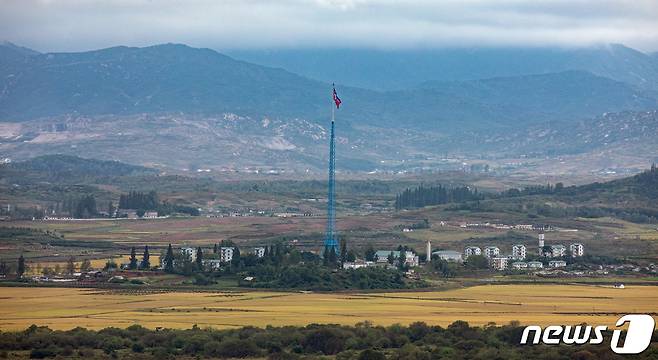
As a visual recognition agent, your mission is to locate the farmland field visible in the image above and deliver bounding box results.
[1,284,657,331]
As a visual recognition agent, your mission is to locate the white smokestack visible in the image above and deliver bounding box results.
[426,240,431,263]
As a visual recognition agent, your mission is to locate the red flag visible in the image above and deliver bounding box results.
[332,84,341,109]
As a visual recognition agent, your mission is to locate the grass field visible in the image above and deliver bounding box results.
[1,284,656,331]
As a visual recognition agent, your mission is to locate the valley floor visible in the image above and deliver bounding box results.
[1,284,656,331]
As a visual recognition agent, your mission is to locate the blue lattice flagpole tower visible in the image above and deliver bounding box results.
[324,85,340,254]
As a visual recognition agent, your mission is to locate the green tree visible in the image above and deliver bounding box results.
[107,201,115,218]
[80,259,92,272]
[387,251,396,265]
[66,256,76,275]
[340,238,348,266]
[140,246,150,270]
[129,247,138,270]
[196,247,204,270]
[464,255,489,270]
[231,247,241,268]
[17,254,25,278]
[365,245,376,261]
[164,244,174,273]
[346,250,357,262]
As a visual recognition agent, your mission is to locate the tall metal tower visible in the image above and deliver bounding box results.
[324,85,340,254]
[324,117,338,253]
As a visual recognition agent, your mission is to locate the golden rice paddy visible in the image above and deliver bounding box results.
[1,284,656,331]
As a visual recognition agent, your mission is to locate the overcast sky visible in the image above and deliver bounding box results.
[2,0,658,53]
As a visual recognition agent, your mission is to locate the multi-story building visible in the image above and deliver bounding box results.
[181,247,196,262]
[549,260,567,268]
[538,233,545,255]
[484,246,500,258]
[464,246,481,258]
[512,244,527,260]
[551,245,566,258]
[253,247,266,258]
[570,243,584,257]
[220,247,234,263]
[491,257,508,270]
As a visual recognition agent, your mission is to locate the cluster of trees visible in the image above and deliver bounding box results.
[395,185,483,210]
[60,195,98,218]
[1,321,652,359]
[124,246,152,271]
[117,191,199,217]
[118,191,159,211]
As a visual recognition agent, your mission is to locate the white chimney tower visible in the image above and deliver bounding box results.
[426,240,432,263]
[538,233,545,255]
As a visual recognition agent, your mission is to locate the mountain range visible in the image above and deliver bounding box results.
[1,41,657,176]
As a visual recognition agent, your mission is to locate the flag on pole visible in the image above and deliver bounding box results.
[332,84,342,109]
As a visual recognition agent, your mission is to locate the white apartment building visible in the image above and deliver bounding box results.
[484,246,500,258]
[220,247,234,263]
[464,246,481,258]
[570,243,584,257]
[512,244,527,260]
[181,247,196,262]
[551,245,566,258]
[253,247,266,258]
[511,261,528,270]
[491,257,508,270]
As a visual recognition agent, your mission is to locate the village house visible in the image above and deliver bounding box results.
[511,261,528,270]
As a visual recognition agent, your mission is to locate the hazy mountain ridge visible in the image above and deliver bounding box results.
[227,45,658,91]
[1,43,656,131]
[1,42,657,174]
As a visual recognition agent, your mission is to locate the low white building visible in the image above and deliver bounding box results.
[203,259,223,270]
[491,257,508,270]
[464,246,481,258]
[253,247,266,258]
[511,261,528,270]
[220,247,234,263]
[343,260,374,269]
[551,245,566,258]
[570,243,584,257]
[143,211,158,218]
[484,246,500,258]
[432,250,463,263]
[527,261,544,269]
[549,260,567,268]
[512,244,526,260]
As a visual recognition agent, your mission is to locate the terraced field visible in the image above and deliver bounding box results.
[1,284,656,330]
